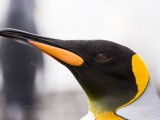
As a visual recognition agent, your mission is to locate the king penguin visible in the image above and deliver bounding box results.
[0,29,160,120]
[0,0,43,119]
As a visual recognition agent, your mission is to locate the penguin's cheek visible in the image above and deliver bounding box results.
[28,40,84,66]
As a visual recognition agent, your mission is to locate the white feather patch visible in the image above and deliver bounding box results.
[80,111,95,120]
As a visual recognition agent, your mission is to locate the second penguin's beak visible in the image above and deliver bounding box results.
[0,28,84,66]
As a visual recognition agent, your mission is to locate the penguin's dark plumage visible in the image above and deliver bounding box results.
[0,29,149,120]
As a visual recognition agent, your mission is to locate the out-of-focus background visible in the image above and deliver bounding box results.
[0,0,160,120]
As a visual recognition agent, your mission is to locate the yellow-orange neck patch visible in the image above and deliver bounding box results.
[28,40,84,66]
[96,112,124,120]
[118,54,149,109]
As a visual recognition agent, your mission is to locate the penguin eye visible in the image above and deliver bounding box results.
[95,53,110,63]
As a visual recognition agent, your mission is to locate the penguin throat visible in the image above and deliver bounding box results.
[88,100,125,120]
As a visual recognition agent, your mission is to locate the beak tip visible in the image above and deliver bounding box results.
[0,28,11,36]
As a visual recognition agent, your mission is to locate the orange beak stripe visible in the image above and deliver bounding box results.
[28,40,84,66]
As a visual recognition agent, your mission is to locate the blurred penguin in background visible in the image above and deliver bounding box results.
[0,0,43,119]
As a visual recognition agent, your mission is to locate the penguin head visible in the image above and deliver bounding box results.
[0,28,149,119]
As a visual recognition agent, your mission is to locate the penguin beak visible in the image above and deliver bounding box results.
[0,28,84,66]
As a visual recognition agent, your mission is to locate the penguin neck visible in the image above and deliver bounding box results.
[125,80,160,108]
[88,100,125,120]
[116,80,160,119]
[85,80,160,120]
